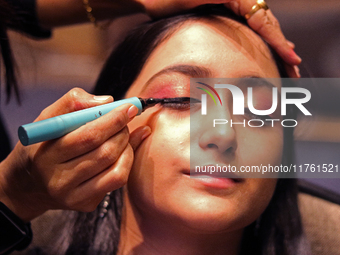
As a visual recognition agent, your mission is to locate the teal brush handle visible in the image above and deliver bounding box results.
[18,97,142,146]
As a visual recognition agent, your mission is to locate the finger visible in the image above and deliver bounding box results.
[72,144,134,211]
[238,1,301,66]
[46,104,138,161]
[249,10,301,65]
[225,0,301,65]
[91,143,134,192]
[36,88,113,121]
[284,64,301,78]
[46,144,134,211]
[61,127,130,185]
[129,126,152,151]
[224,1,241,16]
[287,40,295,49]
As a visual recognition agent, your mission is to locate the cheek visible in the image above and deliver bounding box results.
[133,111,190,166]
[236,126,284,167]
[127,111,190,201]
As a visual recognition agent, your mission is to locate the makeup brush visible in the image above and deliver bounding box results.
[18,97,200,146]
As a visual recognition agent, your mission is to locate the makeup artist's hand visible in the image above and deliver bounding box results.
[0,88,151,222]
[37,0,300,77]
[137,0,301,77]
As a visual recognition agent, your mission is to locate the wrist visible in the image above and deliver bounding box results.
[0,149,46,222]
[83,0,146,21]
[36,0,146,28]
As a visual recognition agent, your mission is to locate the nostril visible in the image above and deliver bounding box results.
[225,147,234,154]
[207,144,217,149]
[207,143,235,153]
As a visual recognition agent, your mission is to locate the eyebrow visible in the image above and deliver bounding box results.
[237,77,281,99]
[241,77,279,89]
[141,64,212,93]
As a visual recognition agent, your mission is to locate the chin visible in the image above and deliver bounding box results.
[153,194,258,234]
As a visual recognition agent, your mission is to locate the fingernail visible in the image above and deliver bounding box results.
[287,41,295,49]
[230,1,240,15]
[289,49,302,64]
[127,105,138,119]
[93,95,111,101]
[293,65,301,78]
[141,126,152,140]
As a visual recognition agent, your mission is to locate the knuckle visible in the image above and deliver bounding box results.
[47,180,68,200]
[111,145,134,187]
[112,110,129,130]
[111,166,130,187]
[122,126,130,136]
[98,143,119,165]
[125,142,134,156]
[262,15,278,29]
[78,128,102,150]
[39,107,50,119]
[68,87,85,100]
[270,16,280,28]
[97,131,130,167]
[66,88,87,111]
[117,127,130,145]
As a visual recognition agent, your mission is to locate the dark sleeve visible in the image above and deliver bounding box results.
[5,0,51,39]
[0,114,11,162]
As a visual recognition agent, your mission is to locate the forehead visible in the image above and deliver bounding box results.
[127,18,280,96]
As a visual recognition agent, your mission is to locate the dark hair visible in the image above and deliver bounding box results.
[0,0,20,103]
[48,5,309,255]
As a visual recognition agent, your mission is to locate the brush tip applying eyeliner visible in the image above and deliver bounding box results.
[139,97,200,111]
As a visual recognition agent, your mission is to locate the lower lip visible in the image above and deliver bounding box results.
[186,174,240,189]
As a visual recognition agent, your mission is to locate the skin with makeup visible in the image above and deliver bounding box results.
[118,17,281,255]
[0,5,308,255]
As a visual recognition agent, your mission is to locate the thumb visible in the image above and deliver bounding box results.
[36,88,113,121]
[129,126,152,151]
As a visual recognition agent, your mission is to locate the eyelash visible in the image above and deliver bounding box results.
[161,98,200,111]
[160,102,275,126]
[162,102,191,110]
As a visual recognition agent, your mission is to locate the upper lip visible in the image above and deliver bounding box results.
[183,165,243,182]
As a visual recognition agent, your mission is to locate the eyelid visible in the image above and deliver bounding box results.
[140,74,191,98]
[244,108,273,121]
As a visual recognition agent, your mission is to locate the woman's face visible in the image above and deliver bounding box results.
[125,18,282,233]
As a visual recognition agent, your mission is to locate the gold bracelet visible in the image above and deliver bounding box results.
[83,0,97,24]
[83,0,112,29]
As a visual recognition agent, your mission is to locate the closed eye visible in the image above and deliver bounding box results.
[162,97,200,111]
[244,108,273,121]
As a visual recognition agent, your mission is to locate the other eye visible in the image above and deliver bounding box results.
[244,108,273,121]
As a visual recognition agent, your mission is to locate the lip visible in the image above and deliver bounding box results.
[182,167,243,189]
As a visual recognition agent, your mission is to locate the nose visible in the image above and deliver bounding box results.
[198,117,237,154]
